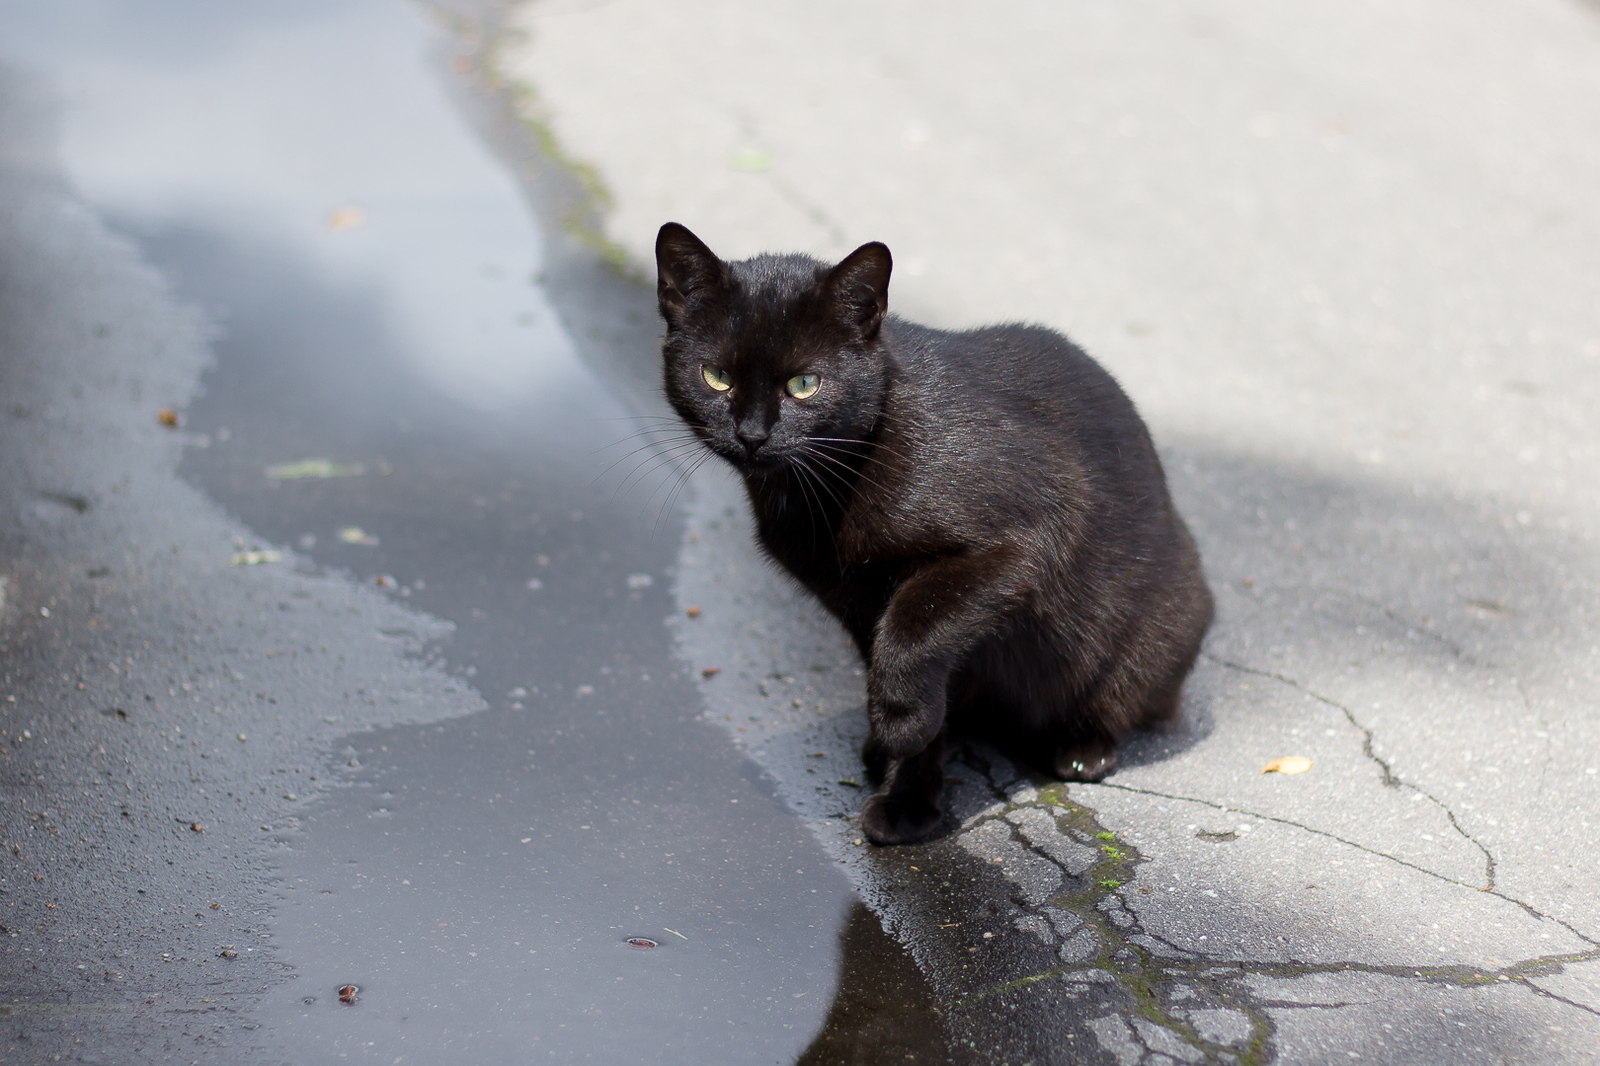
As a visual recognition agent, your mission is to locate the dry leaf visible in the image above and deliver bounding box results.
[1263,756,1313,775]
[156,408,180,428]
[328,207,365,231]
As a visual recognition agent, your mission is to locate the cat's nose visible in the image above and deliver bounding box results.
[737,426,769,457]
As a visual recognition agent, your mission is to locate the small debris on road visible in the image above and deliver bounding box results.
[701,666,721,679]
[189,823,204,833]
[1263,756,1313,775]
[337,984,359,1004]
[686,605,702,618]
[626,937,658,949]
[730,147,773,172]
[219,947,236,959]
[229,550,281,566]
[266,459,363,480]
[338,526,379,545]
[156,408,180,428]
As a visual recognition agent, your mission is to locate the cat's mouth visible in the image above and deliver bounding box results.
[736,450,789,473]
[722,442,796,475]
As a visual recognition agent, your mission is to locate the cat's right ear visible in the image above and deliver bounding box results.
[823,241,892,340]
[656,222,725,327]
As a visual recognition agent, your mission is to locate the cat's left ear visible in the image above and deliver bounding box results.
[824,242,892,339]
[656,222,726,327]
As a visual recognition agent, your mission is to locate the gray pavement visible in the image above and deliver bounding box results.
[503,0,1600,1061]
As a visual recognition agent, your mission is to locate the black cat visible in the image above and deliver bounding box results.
[655,222,1213,845]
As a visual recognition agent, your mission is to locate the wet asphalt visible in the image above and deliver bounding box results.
[0,1,946,1061]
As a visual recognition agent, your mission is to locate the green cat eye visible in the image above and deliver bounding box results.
[702,365,732,392]
[786,373,820,399]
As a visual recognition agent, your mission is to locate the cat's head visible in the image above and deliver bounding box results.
[655,222,892,474]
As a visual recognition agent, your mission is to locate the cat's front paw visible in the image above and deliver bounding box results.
[867,704,942,762]
[860,790,943,846]
[1054,740,1119,782]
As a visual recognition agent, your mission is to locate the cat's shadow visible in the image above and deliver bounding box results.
[916,427,1575,828]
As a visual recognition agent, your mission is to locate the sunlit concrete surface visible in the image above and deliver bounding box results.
[505,0,1600,1061]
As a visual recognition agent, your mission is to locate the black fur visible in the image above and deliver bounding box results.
[656,222,1213,845]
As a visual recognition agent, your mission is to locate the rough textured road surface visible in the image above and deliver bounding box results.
[503,0,1600,1062]
[3,0,1599,1063]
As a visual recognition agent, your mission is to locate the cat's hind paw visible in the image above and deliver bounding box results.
[860,791,943,846]
[1054,740,1119,782]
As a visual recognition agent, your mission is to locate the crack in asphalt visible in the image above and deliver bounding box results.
[1524,984,1600,1020]
[943,751,1600,1064]
[1204,653,1499,891]
[1097,778,1492,895]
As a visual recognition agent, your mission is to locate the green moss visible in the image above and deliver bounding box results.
[948,776,1600,1065]
[475,28,643,284]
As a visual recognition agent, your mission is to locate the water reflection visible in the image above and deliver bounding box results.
[795,902,952,1066]
[0,0,880,1060]
[3,0,580,413]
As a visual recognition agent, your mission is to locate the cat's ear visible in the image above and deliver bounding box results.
[823,241,892,339]
[656,222,726,326]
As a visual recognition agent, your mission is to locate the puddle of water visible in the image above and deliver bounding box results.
[0,0,931,1060]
